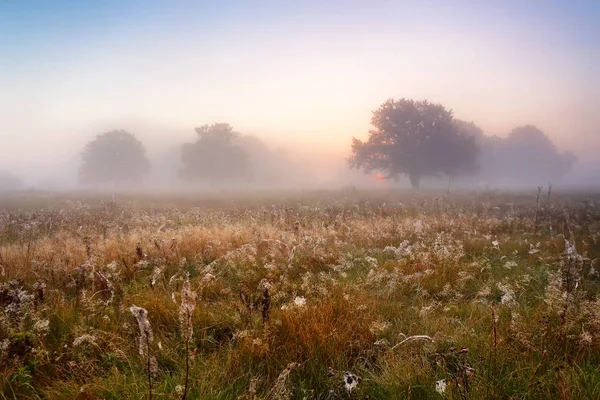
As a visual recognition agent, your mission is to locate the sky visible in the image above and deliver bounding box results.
[1,0,599,185]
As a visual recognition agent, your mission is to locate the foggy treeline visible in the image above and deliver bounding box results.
[0,99,591,192]
[453,121,577,187]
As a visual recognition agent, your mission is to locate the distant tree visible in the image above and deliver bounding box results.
[349,99,479,188]
[453,122,578,186]
[0,171,23,191]
[501,125,576,182]
[454,119,505,183]
[234,135,307,188]
[179,123,253,185]
[79,130,150,186]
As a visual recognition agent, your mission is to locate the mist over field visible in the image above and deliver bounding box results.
[3,3,600,399]
[1,1,598,193]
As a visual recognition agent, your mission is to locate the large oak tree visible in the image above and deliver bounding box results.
[349,98,479,188]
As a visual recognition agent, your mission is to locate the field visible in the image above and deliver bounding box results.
[0,189,599,399]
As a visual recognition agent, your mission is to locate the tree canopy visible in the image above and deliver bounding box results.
[349,98,479,188]
[454,119,485,142]
[502,125,577,183]
[179,123,253,185]
[79,130,150,186]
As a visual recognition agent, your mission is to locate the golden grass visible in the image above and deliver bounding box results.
[0,189,599,399]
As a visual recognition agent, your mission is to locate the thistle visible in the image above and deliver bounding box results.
[129,305,155,400]
[179,278,196,400]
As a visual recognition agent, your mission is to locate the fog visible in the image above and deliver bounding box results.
[1,1,598,192]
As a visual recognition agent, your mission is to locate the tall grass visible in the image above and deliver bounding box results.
[0,189,599,399]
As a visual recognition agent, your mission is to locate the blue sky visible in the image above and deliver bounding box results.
[0,1,598,180]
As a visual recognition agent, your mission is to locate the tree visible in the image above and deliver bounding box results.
[179,123,253,185]
[349,98,479,189]
[454,119,504,184]
[79,130,150,186]
[501,125,576,183]
[451,122,577,186]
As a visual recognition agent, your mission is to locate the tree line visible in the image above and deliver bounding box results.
[77,123,296,189]
[80,98,576,189]
[0,97,575,190]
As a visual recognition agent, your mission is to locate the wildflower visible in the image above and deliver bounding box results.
[435,379,447,395]
[1,281,34,326]
[106,261,118,272]
[179,279,196,342]
[343,371,360,393]
[565,240,576,255]
[129,305,153,357]
[498,282,516,306]
[175,385,185,395]
[178,278,197,398]
[150,265,165,288]
[293,296,306,307]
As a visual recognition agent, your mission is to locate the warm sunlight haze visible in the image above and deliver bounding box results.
[1,2,600,399]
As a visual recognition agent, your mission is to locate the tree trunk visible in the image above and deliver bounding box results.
[409,174,421,189]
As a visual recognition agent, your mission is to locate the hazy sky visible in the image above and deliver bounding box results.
[1,0,599,182]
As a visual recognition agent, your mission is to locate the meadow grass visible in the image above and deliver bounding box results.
[0,189,599,399]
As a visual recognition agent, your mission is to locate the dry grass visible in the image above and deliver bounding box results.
[0,189,599,399]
